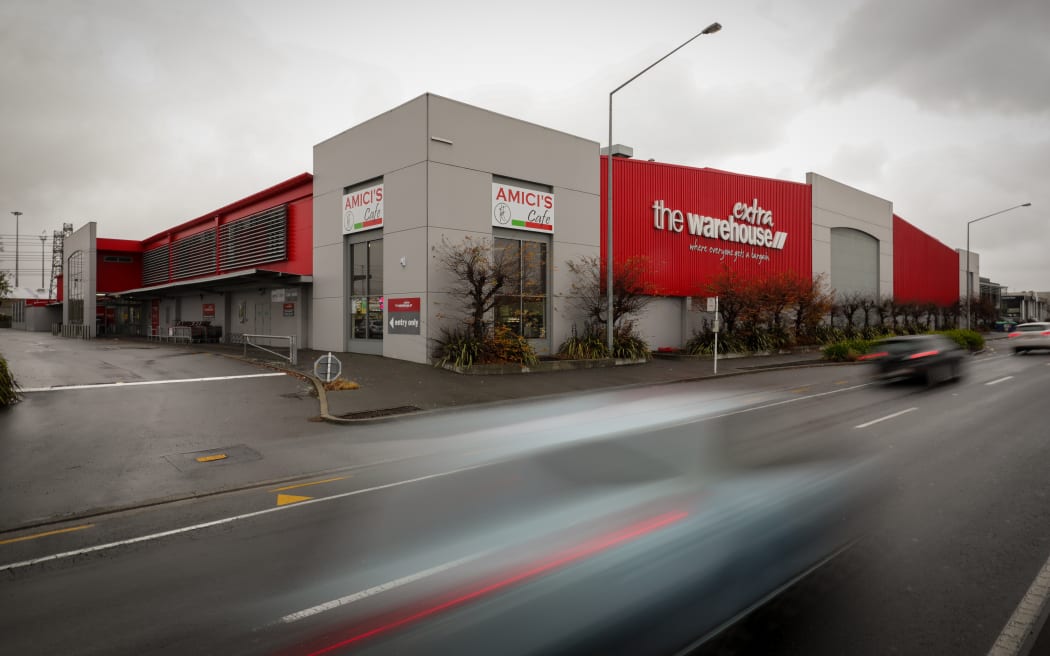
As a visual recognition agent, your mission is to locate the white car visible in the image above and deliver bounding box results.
[1009,322,1050,354]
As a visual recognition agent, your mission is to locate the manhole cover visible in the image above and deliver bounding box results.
[338,405,421,420]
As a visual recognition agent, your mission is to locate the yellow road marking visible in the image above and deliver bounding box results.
[271,476,349,492]
[0,524,94,546]
[276,494,313,506]
[196,453,228,463]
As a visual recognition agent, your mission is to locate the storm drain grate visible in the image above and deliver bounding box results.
[338,405,421,420]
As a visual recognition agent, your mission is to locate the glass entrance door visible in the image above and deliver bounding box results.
[348,238,383,354]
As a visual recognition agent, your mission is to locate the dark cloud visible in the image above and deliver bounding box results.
[814,0,1050,115]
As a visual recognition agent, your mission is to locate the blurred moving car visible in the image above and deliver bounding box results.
[861,334,966,385]
[1008,322,1050,354]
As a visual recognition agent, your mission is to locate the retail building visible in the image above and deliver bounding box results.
[37,94,970,362]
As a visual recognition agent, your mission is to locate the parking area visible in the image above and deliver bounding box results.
[0,330,340,529]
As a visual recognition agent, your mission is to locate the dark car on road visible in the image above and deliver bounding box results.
[861,334,966,385]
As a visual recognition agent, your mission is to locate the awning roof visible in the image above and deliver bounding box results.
[111,269,311,297]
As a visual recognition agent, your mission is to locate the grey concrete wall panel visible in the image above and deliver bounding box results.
[384,161,428,235]
[808,172,893,298]
[958,249,980,299]
[312,95,428,353]
[62,222,97,337]
[634,297,682,351]
[427,162,492,233]
[552,187,600,248]
[830,228,880,298]
[549,241,600,350]
[383,226,429,364]
[427,95,598,195]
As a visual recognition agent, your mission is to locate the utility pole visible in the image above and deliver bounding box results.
[11,211,23,287]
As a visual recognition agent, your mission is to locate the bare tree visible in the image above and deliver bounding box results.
[435,236,519,341]
[567,255,653,330]
[791,273,834,339]
[859,295,879,328]
[704,267,752,334]
[836,291,865,332]
[0,270,11,300]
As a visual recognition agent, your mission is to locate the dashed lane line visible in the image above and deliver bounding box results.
[0,463,490,573]
[986,376,1015,386]
[280,551,492,624]
[854,407,918,429]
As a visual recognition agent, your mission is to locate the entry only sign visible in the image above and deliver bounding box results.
[388,297,421,335]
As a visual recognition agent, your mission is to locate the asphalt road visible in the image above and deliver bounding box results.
[1,348,1049,655]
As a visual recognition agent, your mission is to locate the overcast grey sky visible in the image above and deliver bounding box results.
[2,0,1047,291]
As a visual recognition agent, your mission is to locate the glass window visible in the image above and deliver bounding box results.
[494,237,547,340]
[349,238,383,341]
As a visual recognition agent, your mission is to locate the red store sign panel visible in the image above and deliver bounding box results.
[601,157,813,297]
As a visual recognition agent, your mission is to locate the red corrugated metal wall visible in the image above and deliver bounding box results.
[893,214,958,306]
[601,157,812,297]
[133,173,313,287]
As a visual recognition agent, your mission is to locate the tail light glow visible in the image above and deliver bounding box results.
[907,350,939,360]
[1008,332,1021,338]
[858,352,888,361]
[305,510,689,655]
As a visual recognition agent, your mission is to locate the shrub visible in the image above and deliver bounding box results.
[486,324,539,366]
[685,329,748,355]
[558,324,608,360]
[0,353,20,407]
[433,326,483,368]
[938,329,984,352]
[432,325,538,368]
[612,323,651,361]
[822,339,875,362]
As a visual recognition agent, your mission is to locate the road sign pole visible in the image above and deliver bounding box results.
[713,296,719,375]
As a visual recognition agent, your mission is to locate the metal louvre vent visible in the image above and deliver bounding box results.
[172,230,217,280]
[220,205,287,270]
[142,245,169,286]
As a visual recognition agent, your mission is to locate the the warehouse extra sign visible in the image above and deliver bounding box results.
[343,182,384,234]
[492,183,554,233]
[651,199,789,260]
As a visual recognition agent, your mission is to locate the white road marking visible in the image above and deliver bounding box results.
[707,383,873,420]
[854,407,918,429]
[986,376,1014,386]
[988,552,1050,656]
[19,372,286,392]
[0,380,881,572]
[281,551,492,624]
[0,463,488,573]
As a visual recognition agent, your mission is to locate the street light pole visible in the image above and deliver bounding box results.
[11,211,23,287]
[965,202,1031,330]
[606,21,721,352]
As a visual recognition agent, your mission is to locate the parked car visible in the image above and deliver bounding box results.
[1008,322,1050,354]
[861,334,966,385]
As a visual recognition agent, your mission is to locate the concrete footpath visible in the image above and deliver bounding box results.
[196,332,1013,421]
[200,342,835,420]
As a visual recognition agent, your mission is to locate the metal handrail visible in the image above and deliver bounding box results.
[242,333,297,366]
